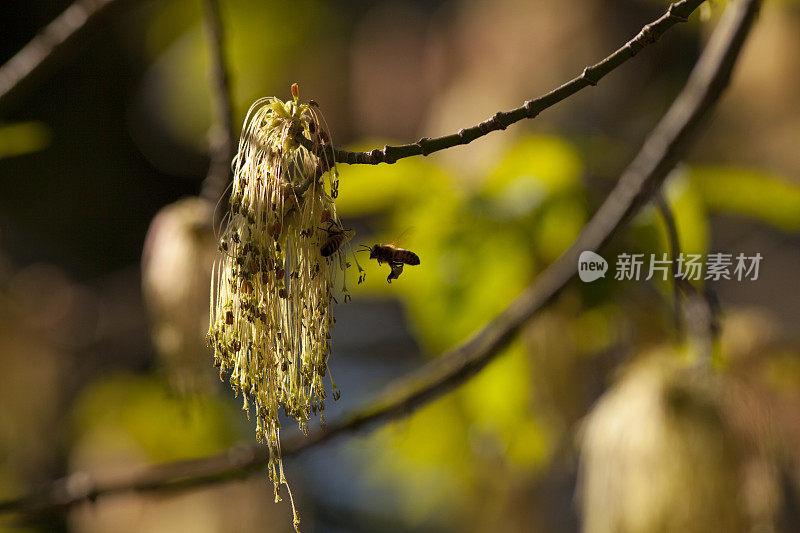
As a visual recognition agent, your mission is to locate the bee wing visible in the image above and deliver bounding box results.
[389,227,413,246]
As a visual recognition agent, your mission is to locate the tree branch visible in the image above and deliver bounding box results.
[0,0,760,518]
[0,0,129,113]
[301,0,707,165]
[199,0,236,203]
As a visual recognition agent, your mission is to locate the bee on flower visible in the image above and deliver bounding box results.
[208,84,350,530]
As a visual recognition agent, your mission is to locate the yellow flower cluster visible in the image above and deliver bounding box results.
[208,86,348,529]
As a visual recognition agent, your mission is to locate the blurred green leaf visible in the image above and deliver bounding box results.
[0,122,50,159]
[484,135,583,196]
[461,342,551,468]
[144,0,332,148]
[368,394,472,527]
[690,166,800,231]
[482,136,587,261]
[662,171,710,256]
[70,375,242,462]
[535,196,587,262]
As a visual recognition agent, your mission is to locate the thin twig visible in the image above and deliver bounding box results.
[0,0,129,112]
[299,0,707,165]
[655,194,718,365]
[199,0,235,203]
[679,280,718,367]
[0,0,760,517]
[654,192,684,335]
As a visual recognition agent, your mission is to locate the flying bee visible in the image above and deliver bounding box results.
[359,243,420,283]
[361,244,420,266]
[320,221,354,257]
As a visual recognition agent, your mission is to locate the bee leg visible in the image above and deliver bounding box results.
[386,261,403,283]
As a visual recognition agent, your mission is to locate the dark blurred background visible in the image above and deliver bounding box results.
[1,0,800,531]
